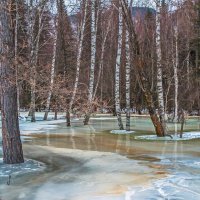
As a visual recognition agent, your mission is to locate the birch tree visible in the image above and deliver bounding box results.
[155,0,167,134]
[93,18,111,98]
[120,0,167,137]
[173,24,179,122]
[125,0,132,131]
[28,0,47,122]
[67,0,88,126]
[125,29,131,131]
[0,0,24,164]
[27,0,35,119]
[43,17,58,120]
[84,0,98,125]
[115,4,124,130]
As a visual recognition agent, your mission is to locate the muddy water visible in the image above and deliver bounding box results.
[0,116,200,200]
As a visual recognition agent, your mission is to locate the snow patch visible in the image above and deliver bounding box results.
[135,131,200,141]
[71,118,80,121]
[20,119,65,135]
[0,159,45,180]
[91,117,116,120]
[110,130,135,134]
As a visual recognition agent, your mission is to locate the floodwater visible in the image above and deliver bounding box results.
[0,114,200,200]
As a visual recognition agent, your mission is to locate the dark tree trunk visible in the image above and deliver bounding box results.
[54,107,58,120]
[66,110,71,126]
[83,112,91,125]
[0,0,24,164]
[43,110,48,121]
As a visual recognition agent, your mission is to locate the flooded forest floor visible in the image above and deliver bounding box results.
[0,113,200,200]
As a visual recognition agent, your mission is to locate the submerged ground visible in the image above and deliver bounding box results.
[0,113,200,200]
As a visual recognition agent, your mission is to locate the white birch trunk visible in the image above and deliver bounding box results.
[88,0,97,103]
[83,0,98,125]
[156,0,166,134]
[67,0,88,126]
[125,29,131,131]
[174,25,179,122]
[43,18,58,120]
[115,6,124,130]
[69,0,88,112]
[27,0,35,120]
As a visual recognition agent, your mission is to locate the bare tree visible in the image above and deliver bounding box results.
[28,0,47,122]
[84,0,99,125]
[155,0,167,134]
[67,0,89,126]
[43,16,58,120]
[120,0,167,136]
[173,24,179,122]
[115,4,124,130]
[125,28,131,131]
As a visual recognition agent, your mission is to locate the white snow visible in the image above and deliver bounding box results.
[110,130,135,134]
[91,117,117,120]
[19,119,65,135]
[0,159,45,179]
[135,131,200,141]
[18,112,66,135]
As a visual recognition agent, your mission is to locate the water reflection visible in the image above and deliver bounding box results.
[69,128,76,149]
[1,116,200,200]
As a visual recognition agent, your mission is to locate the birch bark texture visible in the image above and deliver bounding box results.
[156,0,167,134]
[88,0,97,103]
[115,5,124,130]
[84,0,98,125]
[125,29,131,131]
[0,0,24,164]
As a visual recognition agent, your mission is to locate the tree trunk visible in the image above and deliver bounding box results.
[0,0,24,164]
[120,0,165,136]
[68,0,88,126]
[145,91,165,137]
[83,0,98,125]
[54,103,58,120]
[155,0,167,134]
[44,17,58,120]
[93,20,110,98]
[174,25,179,122]
[15,0,20,113]
[28,2,46,122]
[27,0,35,118]
[125,29,131,131]
[66,110,70,126]
[115,5,124,130]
